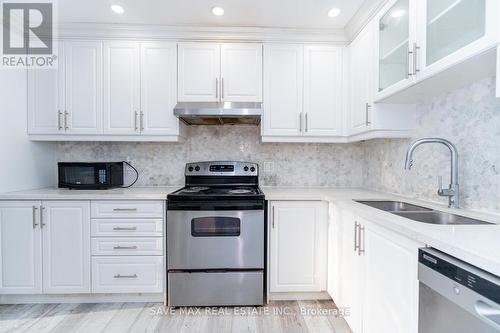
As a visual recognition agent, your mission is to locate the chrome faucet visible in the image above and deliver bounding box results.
[404,138,459,209]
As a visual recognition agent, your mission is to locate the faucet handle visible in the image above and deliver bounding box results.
[437,176,443,192]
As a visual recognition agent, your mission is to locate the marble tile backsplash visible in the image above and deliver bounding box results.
[362,76,500,214]
[55,127,365,188]
[55,76,500,214]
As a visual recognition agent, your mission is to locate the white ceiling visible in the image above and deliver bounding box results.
[57,0,367,30]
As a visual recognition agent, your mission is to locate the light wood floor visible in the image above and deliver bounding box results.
[0,300,351,333]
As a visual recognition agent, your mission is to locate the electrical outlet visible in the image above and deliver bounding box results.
[263,162,274,173]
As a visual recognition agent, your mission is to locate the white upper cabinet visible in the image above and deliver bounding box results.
[178,43,221,102]
[28,42,65,135]
[375,0,417,99]
[349,23,375,135]
[417,0,498,79]
[140,42,178,135]
[303,45,343,136]
[269,201,328,293]
[0,202,42,294]
[27,67,64,135]
[375,0,498,102]
[262,44,303,137]
[64,41,103,135]
[103,41,141,135]
[41,201,91,294]
[220,43,263,102]
[263,44,345,140]
[28,39,181,141]
[178,42,263,102]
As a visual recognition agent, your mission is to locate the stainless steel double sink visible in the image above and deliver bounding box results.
[355,200,494,225]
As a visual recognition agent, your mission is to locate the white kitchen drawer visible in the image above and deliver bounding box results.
[92,238,163,256]
[91,219,163,237]
[92,256,163,293]
[91,201,164,218]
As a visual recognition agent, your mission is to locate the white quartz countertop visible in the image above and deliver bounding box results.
[0,187,180,200]
[263,186,500,277]
[1,186,500,276]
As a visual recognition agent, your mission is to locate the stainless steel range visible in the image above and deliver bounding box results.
[167,161,265,307]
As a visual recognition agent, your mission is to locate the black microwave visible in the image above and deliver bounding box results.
[58,162,124,189]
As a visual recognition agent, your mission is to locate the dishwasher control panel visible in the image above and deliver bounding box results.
[419,248,500,304]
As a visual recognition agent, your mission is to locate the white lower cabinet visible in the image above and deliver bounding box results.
[0,200,164,297]
[90,200,164,294]
[0,202,42,294]
[0,201,90,295]
[269,201,328,292]
[92,256,163,293]
[42,201,91,294]
[362,223,419,333]
[337,210,364,333]
[91,238,163,256]
[333,207,421,333]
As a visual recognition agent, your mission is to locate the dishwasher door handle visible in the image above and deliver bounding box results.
[474,300,500,329]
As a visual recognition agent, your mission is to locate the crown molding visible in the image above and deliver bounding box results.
[56,23,348,44]
[344,0,388,42]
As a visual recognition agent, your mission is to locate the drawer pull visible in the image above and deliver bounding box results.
[113,245,138,250]
[113,208,138,212]
[113,226,137,231]
[114,274,138,279]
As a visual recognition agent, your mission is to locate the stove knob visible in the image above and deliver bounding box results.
[195,166,200,171]
[244,166,249,172]
[188,166,194,172]
[250,167,256,172]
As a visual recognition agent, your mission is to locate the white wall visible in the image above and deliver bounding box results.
[0,70,55,193]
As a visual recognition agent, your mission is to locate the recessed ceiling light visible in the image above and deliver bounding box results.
[211,6,225,16]
[391,9,405,18]
[110,4,125,14]
[328,8,341,18]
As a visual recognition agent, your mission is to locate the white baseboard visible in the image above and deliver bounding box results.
[269,291,331,301]
[0,293,164,304]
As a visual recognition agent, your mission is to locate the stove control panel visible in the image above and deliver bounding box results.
[185,161,258,176]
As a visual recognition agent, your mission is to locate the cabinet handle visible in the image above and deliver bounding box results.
[57,110,63,130]
[216,78,219,100]
[305,113,309,132]
[412,43,420,76]
[272,206,275,228]
[407,46,413,78]
[365,103,372,126]
[299,113,303,132]
[114,274,138,279]
[139,111,144,131]
[354,221,359,252]
[358,225,365,255]
[113,226,137,231]
[64,111,69,130]
[32,206,39,229]
[134,111,138,131]
[221,77,224,100]
[40,206,46,228]
[113,245,138,250]
[113,208,138,212]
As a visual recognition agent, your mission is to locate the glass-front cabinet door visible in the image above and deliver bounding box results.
[426,0,485,65]
[418,0,497,78]
[376,0,416,97]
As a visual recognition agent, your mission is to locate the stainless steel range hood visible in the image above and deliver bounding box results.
[173,102,262,125]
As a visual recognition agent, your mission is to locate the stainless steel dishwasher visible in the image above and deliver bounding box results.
[418,248,500,332]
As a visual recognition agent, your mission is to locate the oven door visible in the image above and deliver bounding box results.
[167,210,264,270]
